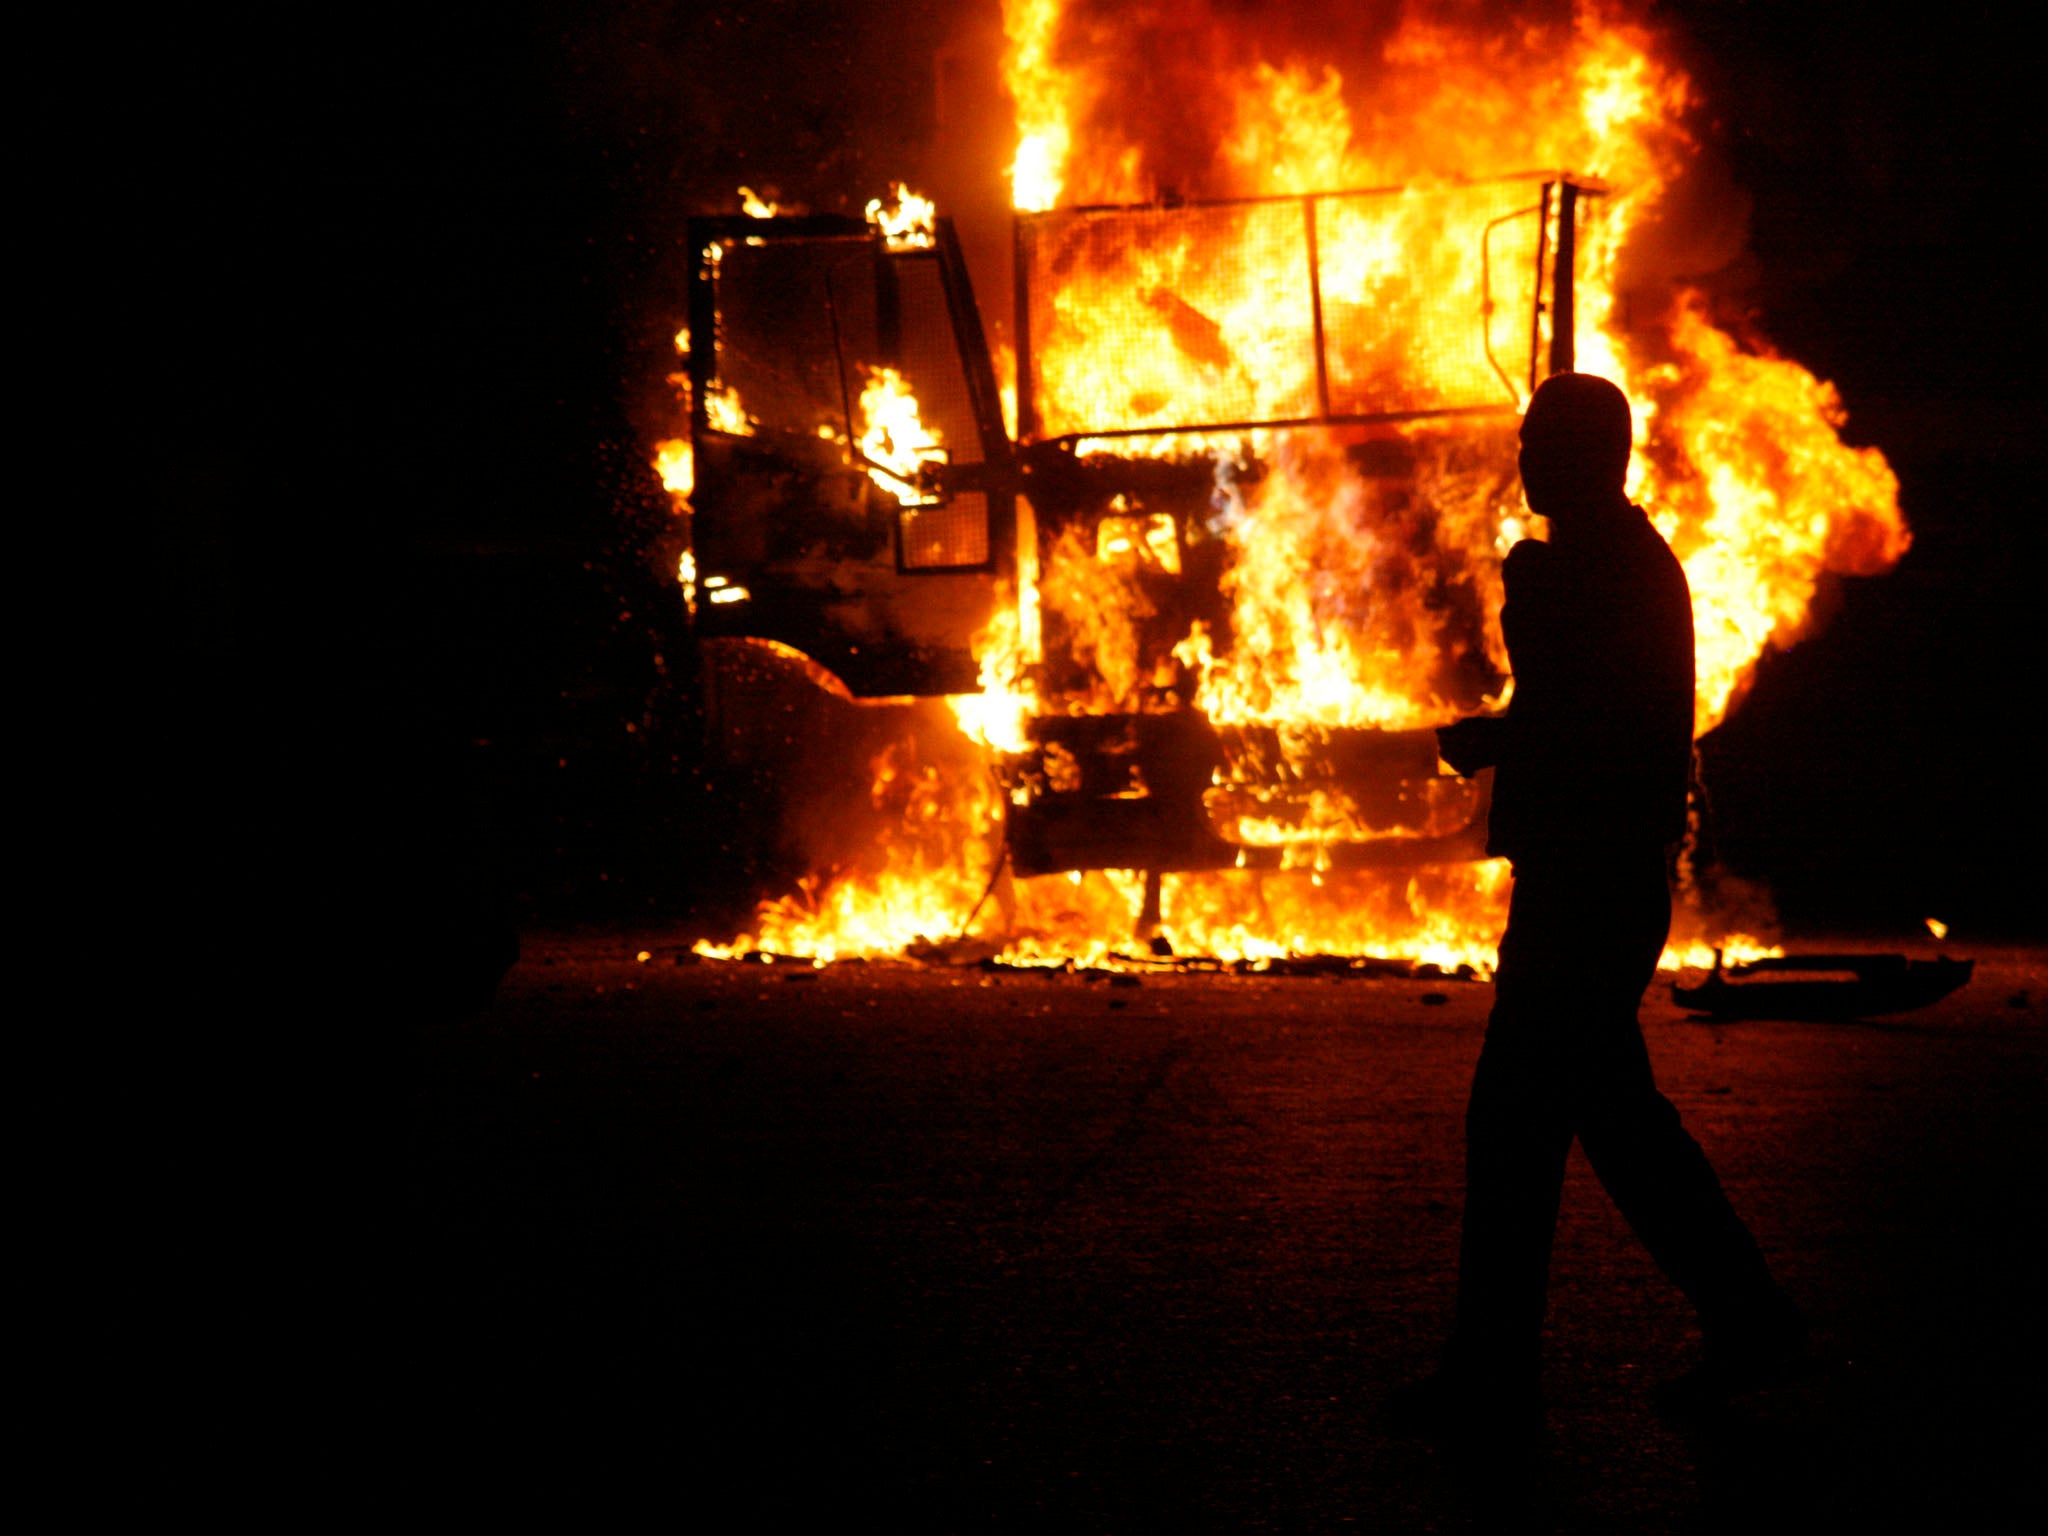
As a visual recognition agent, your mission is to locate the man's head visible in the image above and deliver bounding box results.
[1519,372,1632,521]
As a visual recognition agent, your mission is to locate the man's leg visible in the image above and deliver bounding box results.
[1449,1006,1574,1390]
[1390,867,1574,1442]
[1442,867,1582,1394]
[1565,855,1802,1389]
[1389,974,1566,1443]
[1575,1030,1786,1326]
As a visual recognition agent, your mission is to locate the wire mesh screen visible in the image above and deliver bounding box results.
[1020,201,1318,439]
[1316,182,1543,418]
[1019,181,1552,438]
[893,254,984,467]
[900,490,990,569]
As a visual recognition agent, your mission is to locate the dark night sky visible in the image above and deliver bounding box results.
[156,1,2045,941]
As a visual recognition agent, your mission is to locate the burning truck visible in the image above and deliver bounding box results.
[657,7,1909,970]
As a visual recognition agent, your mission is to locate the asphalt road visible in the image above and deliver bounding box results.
[406,940,2045,1531]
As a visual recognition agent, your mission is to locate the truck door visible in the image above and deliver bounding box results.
[686,214,1013,698]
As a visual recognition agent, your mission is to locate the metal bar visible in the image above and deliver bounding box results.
[822,265,859,459]
[931,219,1014,468]
[1013,214,1038,440]
[1137,870,1163,940]
[685,219,721,441]
[1046,402,1519,448]
[1045,168,1607,217]
[930,219,1016,587]
[1481,203,1545,403]
[873,245,901,369]
[1549,181,1579,376]
[1304,196,1332,421]
[1529,183,1552,396]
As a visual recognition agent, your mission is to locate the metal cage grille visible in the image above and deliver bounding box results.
[1018,178,1566,440]
[1019,200,1317,439]
[899,491,990,569]
[1316,181,1543,418]
[892,255,984,468]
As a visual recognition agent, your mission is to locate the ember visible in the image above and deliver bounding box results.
[662,2,1906,974]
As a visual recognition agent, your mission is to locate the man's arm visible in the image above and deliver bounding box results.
[1436,539,1552,778]
[1436,714,1511,777]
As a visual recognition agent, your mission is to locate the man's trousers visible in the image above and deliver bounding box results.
[1450,850,1782,1382]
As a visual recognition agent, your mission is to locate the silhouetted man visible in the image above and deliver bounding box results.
[1396,373,1803,1445]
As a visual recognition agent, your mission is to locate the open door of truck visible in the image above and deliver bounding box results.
[686,214,1014,698]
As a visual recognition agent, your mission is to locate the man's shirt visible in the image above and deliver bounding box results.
[1486,503,1695,859]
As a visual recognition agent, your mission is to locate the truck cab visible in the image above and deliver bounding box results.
[684,177,1601,879]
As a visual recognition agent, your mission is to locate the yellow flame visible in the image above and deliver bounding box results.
[1658,935,1784,972]
[858,367,944,501]
[705,381,754,437]
[997,0,1904,747]
[1002,0,1071,211]
[950,590,1038,755]
[692,2,1910,973]
[866,182,938,249]
[654,438,694,498]
[1641,296,1908,731]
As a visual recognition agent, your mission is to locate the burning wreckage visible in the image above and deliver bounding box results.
[686,179,1593,878]
[661,156,1907,974]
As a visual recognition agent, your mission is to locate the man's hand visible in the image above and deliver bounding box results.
[1437,716,1507,778]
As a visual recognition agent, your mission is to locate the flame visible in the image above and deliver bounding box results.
[950,594,1039,756]
[1184,432,1516,732]
[1659,935,1783,972]
[699,731,1516,973]
[866,182,938,249]
[653,327,697,503]
[704,381,755,437]
[1002,0,1073,212]
[697,738,1007,964]
[688,3,1906,974]
[992,0,1904,730]
[651,323,757,511]
[857,366,945,502]
[653,438,694,498]
[1643,296,1907,730]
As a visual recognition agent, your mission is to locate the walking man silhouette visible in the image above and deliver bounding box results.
[1394,372,1804,1446]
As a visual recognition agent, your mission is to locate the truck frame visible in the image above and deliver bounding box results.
[683,176,1602,879]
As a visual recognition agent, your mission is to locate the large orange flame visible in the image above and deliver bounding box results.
[998,0,1903,729]
[688,6,1904,973]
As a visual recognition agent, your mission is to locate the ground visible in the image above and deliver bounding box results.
[405,938,2045,1531]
